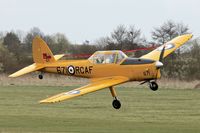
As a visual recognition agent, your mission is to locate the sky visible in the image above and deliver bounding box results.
[0,0,199,43]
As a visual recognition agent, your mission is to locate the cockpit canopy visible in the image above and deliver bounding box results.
[88,50,127,64]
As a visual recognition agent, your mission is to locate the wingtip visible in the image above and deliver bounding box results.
[190,34,193,38]
[178,34,193,41]
[187,34,193,41]
[39,99,60,104]
[184,34,193,39]
[39,100,47,104]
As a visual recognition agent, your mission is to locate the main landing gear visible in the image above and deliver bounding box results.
[112,99,121,109]
[109,86,121,109]
[149,81,158,91]
[140,80,159,91]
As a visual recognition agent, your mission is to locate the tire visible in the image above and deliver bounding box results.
[150,82,158,91]
[38,74,43,79]
[112,99,121,109]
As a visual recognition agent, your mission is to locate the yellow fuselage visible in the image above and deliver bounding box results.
[42,59,160,81]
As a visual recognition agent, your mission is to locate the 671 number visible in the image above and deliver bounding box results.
[56,67,66,74]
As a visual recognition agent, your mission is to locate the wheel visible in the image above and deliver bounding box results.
[112,99,121,109]
[149,81,158,91]
[38,74,43,79]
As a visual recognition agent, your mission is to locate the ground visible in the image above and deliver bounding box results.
[0,85,200,133]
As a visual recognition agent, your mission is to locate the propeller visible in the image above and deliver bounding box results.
[159,45,166,62]
[140,45,165,85]
[155,45,165,79]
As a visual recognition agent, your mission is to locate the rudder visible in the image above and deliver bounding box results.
[32,36,56,63]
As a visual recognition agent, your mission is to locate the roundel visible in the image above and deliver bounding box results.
[64,90,80,95]
[157,43,175,51]
[67,65,75,75]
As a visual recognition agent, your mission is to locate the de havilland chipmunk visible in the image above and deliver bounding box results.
[9,34,193,109]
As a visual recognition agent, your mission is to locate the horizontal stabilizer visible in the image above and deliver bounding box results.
[54,54,65,61]
[9,63,44,78]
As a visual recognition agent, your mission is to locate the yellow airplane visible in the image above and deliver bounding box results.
[9,34,193,109]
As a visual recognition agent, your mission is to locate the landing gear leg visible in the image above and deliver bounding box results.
[149,81,158,91]
[109,86,121,109]
[38,72,43,80]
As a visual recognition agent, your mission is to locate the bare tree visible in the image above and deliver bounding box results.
[44,33,70,54]
[24,27,44,53]
[111,25,126,49]
[152,20,189,45]
[95,24,145,55]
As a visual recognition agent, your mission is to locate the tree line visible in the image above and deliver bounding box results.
[0,20,199,80]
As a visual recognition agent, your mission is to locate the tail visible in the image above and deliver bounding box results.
[9,36,64,78]
[32,36,56,63]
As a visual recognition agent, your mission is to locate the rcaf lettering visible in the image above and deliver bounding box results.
[75,66,93,74]
[57,66,93,75]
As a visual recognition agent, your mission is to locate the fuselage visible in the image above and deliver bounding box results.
[42,57,160,81]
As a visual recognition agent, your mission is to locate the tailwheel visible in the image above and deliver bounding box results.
[149,81,158,91]
[38,74,43,79]
[112,99,121,109]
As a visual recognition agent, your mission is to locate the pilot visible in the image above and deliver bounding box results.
[103,54,115,64]
[96,58,102,64]
[95,55,104,64]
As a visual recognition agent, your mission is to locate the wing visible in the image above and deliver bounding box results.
[40,76,129,103]
[140,34,193,61]
[9,63,44,78]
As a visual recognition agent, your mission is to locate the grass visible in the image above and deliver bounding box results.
[0,85,200,133]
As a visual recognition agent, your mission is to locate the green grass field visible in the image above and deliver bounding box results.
[0,85,200,133]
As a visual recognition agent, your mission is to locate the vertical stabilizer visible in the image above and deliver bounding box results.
[32,36,56,63]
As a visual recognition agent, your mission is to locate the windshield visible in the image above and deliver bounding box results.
[88,51,127,64]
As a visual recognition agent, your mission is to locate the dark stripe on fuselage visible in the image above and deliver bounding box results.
[120,58,155,65]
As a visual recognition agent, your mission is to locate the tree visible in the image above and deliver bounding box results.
[0,42,18,73]
[151,20,189,45]
[24,27,44,53]
[110,25,144,50]
[95,25,145,57]
[110,25,127,49]
[3,32,21,61]
[44,33,70,54]
[186,39,200,80]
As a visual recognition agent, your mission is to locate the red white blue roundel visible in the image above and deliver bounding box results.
[157,43,175,51]
[67,65,75,75]
[64,90,80,95]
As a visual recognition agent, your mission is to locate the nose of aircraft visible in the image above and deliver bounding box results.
[155,61,163,68]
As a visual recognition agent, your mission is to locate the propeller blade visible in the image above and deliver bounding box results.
[155,45,166,80]
[155,44,165,69]
[159,45,166,62]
